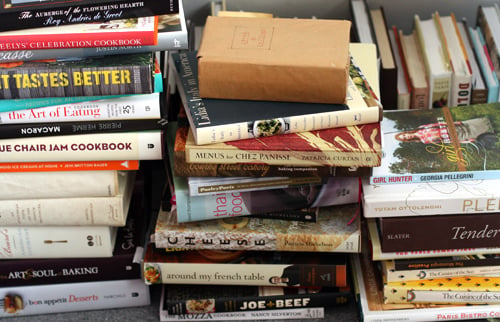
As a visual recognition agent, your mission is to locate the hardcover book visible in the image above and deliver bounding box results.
[0,16,159,51]
[351,251,500,322]
[477,5,500,79]
[0,170,136,226]
[362,177,500,217]
[388,25,410,110]
[381,254,500,282]
[171,47,381,145]
[183,121,382,168]
[370,103,500,185]
[153,203,361,253]
[0,130,163,162]
[0,279,150,317]
[161,284,350,314]
[366,218,500,260]
[0,9,189,62]
[167,123,361,223]
[377,212,500,252]
[0,0,179,31]
[0,52,156,99]
[143,245,348,287]
[414,13,452,108]
[173,115,373,178]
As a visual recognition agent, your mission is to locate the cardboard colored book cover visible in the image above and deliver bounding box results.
[0,52,155,99]
[161,284,351,314]
[172,47,381,145]
[197,16,351,104]
[143,244,348,287]
[153,203,361,253]
[370,103,500,184]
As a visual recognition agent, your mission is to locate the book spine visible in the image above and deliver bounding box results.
[165,288,351,315]
[0,59,154,99]
[369,170,500,185]
[175,177,360,223]
[189,177,324,196]
[0,130,163,162]
[0,225,116,259]
[384,265,500,282]
[0,93,162,123]
[393,254,500,270]
[0,16,158,51]
[477,6,500,78]
[160,307,325,321]
[0,119,166,139]
[378,213,500,252]
[143,262,347,287]
[0,160,140,172]
[0,279,150,317]
[251,208,317,223]
[0,170,118,199]
[0,0,179,32]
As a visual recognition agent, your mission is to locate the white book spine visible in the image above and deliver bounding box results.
[0,130,163,162]
[0,279,150,317]
[0,170,119,200]
[0,93,161,124]
[385,265,500,282]
[0,225,116,259]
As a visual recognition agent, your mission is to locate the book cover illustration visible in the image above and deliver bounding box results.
[184,121,382,168]
[173,117,373,178]
[172,49,381,145]
[143,245,348,287]
[153,203,361,253]
[370,103,500,184]
[362,177,500,217]
[0,52,155,99]
[162,284,351,314]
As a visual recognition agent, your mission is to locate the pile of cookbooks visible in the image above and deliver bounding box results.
[0,0,188,318]
[143,11,384,321]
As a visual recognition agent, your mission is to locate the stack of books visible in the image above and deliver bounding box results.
[143,11,385,322]
[357,104,500,321]
[0,0,188,318]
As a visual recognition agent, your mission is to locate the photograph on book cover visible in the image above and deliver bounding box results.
[371,103,500,184]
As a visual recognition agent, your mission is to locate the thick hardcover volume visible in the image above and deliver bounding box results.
[382,254,500,282]
[383,275,500,304]
[143,245,348,287]
[362,178,500,217]
[0,171,135,226]
[173,118,372,178]
[183,122,382,168]
[369,7,398,109]
[0,170,120,199]
[0,0,178,32]
[172,48,381,145]
[0,52,155,99]
[0,6,189,62]
[0,130,163,162]
[0,93,162,124]
[370,103,500,185]
[399,30,429,110]
[167,124,361,223]
[435,13,472,107]
[0,160,139,172]
[1,119,166,139]
[0,279,150,317]
[153,203,361,253]
[162,284,350,314]
[414,14,452,108]
[378,212,500,252]
[0,187,147,286]
[0,16,158,51]
[351,252,500,322]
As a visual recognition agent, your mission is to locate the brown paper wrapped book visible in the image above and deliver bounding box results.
[197,16,351,104]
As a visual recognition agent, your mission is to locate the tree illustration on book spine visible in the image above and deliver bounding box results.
[0,53,155,99]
